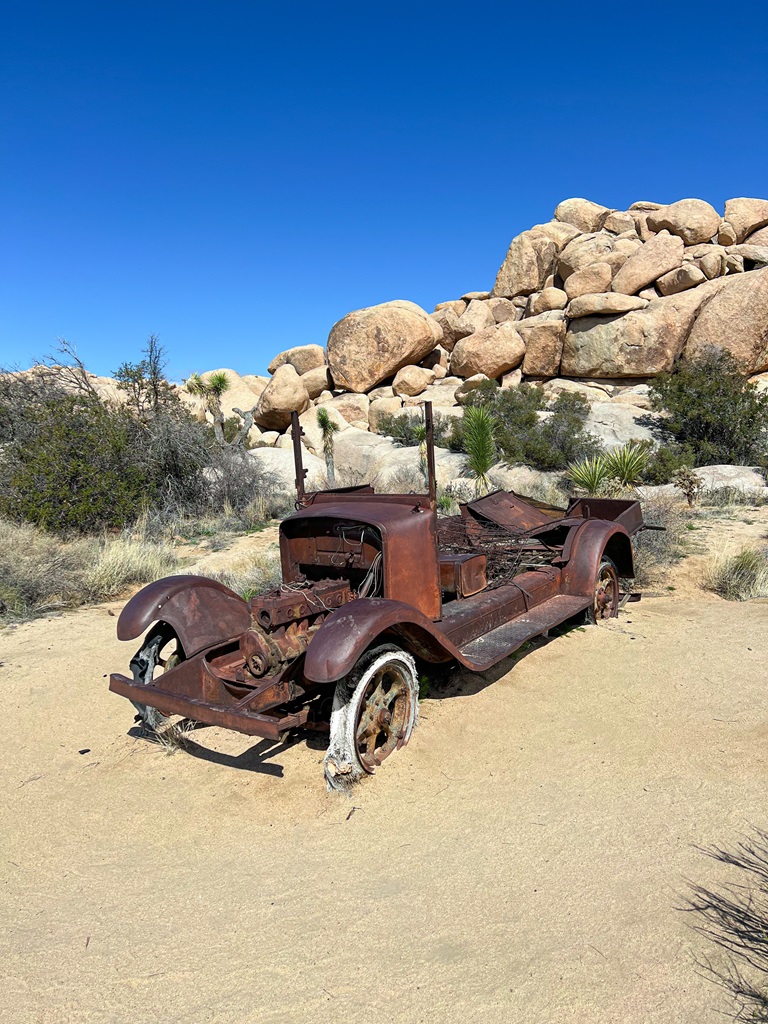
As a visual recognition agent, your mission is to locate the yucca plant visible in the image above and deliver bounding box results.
[567,453,613,495]
[316,406,339,486]
[604,441,651,488]
[463,405,497,496]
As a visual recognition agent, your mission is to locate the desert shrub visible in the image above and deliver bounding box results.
[465,384,603,471]
[376,411,456,449]
[0,387,153,532]
[649,351,768,467]
[196,549,283,599]
[567,442,650,494]
[703,546,768,601]
[0,518,179,616]
[631,493,689,588]
[641,442,696,484]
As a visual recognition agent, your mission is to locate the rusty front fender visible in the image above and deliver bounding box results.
[117,575,251,658]
[561,519,635,597]
[303,598,458,685]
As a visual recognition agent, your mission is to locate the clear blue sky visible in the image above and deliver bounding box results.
[2,1,767,380]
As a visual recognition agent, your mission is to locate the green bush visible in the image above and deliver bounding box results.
[641,443,696,484]
[376,411,458,449]
[649,352,768,467]
[465,383,603,471]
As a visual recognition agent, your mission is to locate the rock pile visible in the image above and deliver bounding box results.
[215,195,767,464]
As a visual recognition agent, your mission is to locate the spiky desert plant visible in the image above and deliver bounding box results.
[316,406,339,486]
[604,441,651,488]
[567,453,613,495]
[463,405,496,496]
[185,371,233,446]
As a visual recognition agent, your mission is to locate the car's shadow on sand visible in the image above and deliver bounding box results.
[128,721,328,777]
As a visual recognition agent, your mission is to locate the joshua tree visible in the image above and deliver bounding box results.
[316,406,339,486]
[185,371,256,448]
[463,405,496,496]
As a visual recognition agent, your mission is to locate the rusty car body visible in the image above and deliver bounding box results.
[110,404,645,788]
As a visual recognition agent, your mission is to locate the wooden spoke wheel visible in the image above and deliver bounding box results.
[324,644,419,790]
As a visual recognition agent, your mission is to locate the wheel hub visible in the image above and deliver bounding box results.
[355,666,412,773]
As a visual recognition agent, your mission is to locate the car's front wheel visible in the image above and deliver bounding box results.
[324,643,419,791]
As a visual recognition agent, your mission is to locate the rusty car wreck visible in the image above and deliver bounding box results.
[110,404,645,789]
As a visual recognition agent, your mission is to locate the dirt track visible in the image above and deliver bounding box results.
[3,544,768,1023]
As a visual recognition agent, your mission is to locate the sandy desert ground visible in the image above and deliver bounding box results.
[2,509,768,1024]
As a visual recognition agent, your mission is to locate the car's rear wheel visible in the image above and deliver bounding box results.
[129,623,186,732]
[585,557,620,623]
[324,643,419,791]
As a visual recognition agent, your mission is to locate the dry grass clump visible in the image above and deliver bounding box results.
[703,546,768,601]
[196,549,283,599]
[632,493,690,588]
[0,518,180,617]
[83,535,179,601]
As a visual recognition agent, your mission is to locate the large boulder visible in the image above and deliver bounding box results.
[333,427,396,482]
[300,365,332,399]
[455,374,492,404]
[450,322,526,379]
[744,225,768,246]
[254,364,310,430]
[487,297,522,323]
[246,446,326,492]
[297,404,349,455]
[492,229,557,297]
[583,402,657,450]
[656,264,707,296]
[564,262,613,300]
[326,300,439,392]
[603,211,636,235]
[326,392,370,429]
[566,293,649,318]
[267,344,326,376]
[554,198,612,233]
[647,199,720,245]
[368,396,404,432]
[392,365,435,397]
[561,278,726,377]
[723,198,768,243]
[611,231,684,295]
[683,267,768,374]
[517,312,566,376]
[525,288,567,315]
[557,233,616,280]
[455,299,496,337]
[430,305,463,351]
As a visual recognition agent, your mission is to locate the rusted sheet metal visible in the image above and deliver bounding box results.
[280,501,441,620]
[109,673,307,739]
[565,497,644,536]
[560,519,635,590]
[117,576,251,656]
[465,490,555,532]
[438,553,487,598]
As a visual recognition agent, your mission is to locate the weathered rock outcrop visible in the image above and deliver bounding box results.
[683,267,768,373]
[326,300,439,392]
[166,194,768,461]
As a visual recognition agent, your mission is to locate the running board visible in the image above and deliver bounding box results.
[458,595,591,670]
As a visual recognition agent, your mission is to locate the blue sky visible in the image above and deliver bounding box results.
[2,1,767,380]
